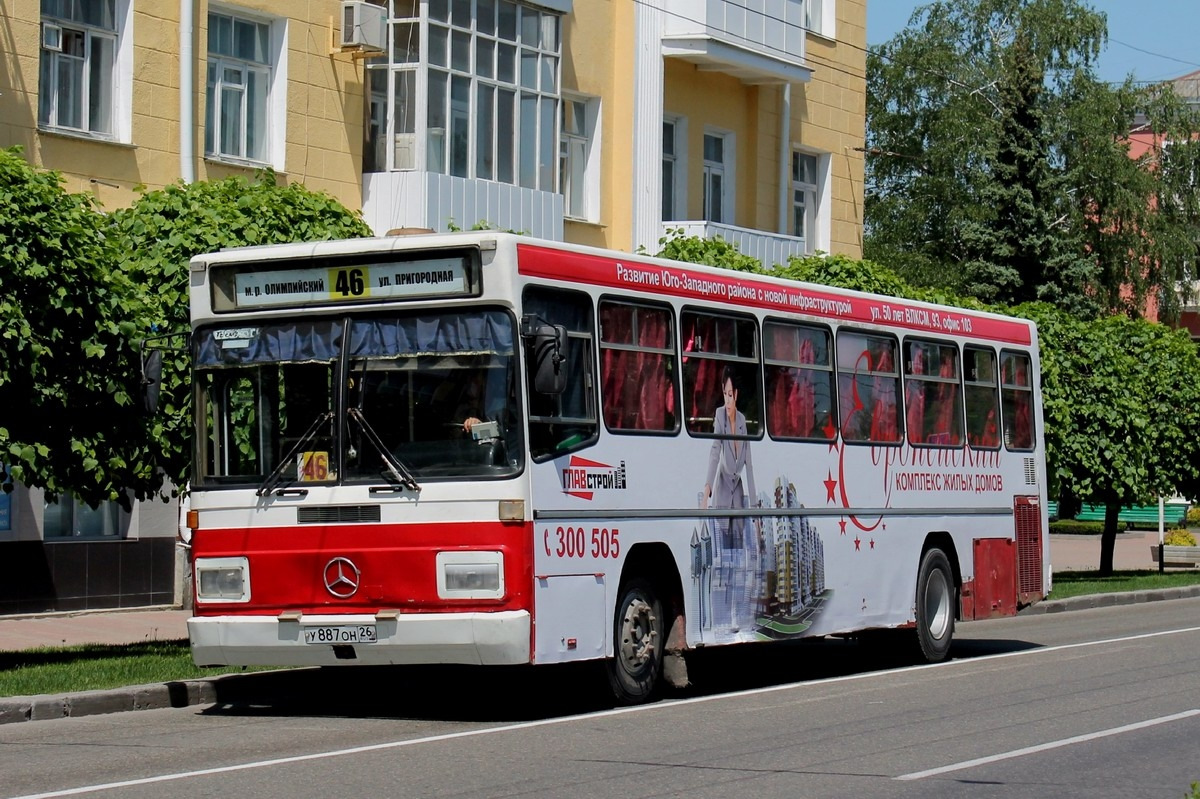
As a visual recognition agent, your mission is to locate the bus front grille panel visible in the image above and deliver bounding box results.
[297,505,382,524]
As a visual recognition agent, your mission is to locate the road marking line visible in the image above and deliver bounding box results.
[9,623,1200,799]
[895,709,1200,781]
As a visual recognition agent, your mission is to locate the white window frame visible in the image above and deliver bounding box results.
[702,128,734,224]
[792,147,831,253]
[661,115,688,221]
[560,94,600,222]
[803,0,836,40]
[205,8,287,170]
[38,0,132,143]
[420,0,563,191]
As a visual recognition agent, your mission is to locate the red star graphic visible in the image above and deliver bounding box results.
[854,536,861,551]
[822,418,837,441]
[824,471,837,503]
[838,518,847,535]
[869,539,875,549]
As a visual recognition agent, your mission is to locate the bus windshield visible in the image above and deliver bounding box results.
[194,309,522,486]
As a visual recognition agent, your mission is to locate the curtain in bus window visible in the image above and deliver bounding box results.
[905,345,926,444]
[682,316,723,432]
[347,312,513,357]
[965,348,1000,448]
[599,304,633,428]
[932,354,961,444]
[869,345,899,442]
[766,325,798,437]
[635,306,674,431]
[195,320,344,366]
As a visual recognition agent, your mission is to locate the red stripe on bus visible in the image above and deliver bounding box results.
[516,243,1033,346]
[190,521,532,616]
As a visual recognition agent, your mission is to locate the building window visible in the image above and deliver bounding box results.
[560,95,598,221]
[801,0,835,38]
[38,0,118,136]
[662,118,678,220]
[792,151,819,245]
[423,0,561,189]
[702,132,729,223]
[206,10,275,164]
[44,494,121,539]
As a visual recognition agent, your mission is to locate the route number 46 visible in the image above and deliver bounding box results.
[544,526,620,559]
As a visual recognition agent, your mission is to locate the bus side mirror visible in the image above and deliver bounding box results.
[141,348,163,414]
[522,316,568,395]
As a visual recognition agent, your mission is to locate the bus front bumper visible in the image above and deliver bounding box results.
[188,611,531,668]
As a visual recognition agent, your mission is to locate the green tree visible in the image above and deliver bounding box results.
[107,172,372,488]
[1022,304,1200,573]
[867,0,1200,319]
[0,147,156,507]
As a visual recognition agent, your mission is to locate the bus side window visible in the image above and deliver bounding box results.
[903,339,963,447]
[522,287,598,461]
[836,331,902,445]
[964,346,1000,449]
[763,320,835,441]
[599,300,679,434]
[681,310,762,439]
[1000,351,1035,451]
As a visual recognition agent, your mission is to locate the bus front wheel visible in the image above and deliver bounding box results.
[914,548,955,663]
[607,578,664,704]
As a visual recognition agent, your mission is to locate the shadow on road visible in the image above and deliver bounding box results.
[198,633,1042,724]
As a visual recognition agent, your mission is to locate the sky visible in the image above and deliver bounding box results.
[867,0,1200,84]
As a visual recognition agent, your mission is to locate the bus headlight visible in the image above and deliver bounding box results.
[195,557,251,603]
[436,551,504,599]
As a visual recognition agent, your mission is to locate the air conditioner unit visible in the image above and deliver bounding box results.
[341,1,387,52]
[41,23,63,52]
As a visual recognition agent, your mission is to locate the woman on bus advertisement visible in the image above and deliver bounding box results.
[701,365,761,634]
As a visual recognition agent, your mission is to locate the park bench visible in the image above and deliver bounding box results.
[1071,503,1189,529]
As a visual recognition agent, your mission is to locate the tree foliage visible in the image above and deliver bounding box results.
[0,147,154,507]
[106,172,373,489]
[867,0,1200,320]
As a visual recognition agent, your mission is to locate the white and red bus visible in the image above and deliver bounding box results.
[184,231,1049,703]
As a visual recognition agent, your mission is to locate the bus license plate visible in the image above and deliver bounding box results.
[302,625,377,645]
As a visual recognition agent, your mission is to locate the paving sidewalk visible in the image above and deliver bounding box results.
[1,533,1197,725]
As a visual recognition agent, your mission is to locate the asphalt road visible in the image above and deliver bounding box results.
[2,599,1199,799]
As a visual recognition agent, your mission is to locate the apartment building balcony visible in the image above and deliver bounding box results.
[361,171,564,240]
[661,0,813,84]
[664,220,810,268]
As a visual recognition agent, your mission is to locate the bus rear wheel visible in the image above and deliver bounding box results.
[913,548,955,663]
[607,578,663,704]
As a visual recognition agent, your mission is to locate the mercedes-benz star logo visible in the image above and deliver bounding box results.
[323,557,361,598]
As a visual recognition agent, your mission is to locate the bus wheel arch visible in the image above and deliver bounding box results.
[607,543,685,703]
[914,532,959,663]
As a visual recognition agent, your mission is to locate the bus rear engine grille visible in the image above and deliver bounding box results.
[297,505,382,524]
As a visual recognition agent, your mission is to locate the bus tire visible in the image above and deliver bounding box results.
[914,547,955,663]
[607,578,664,704]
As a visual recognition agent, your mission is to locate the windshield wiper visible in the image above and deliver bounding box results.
[257,411,333,497]
[347,407,420,492]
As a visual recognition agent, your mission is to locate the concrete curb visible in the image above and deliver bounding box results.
[0,679,221,725]
[1018,584,1200,614]
[4,588,1200,725]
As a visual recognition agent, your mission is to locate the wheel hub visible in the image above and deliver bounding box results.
[619,597,658,669]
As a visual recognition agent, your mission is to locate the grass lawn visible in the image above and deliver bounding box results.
[0,641,269,699]
[1048,569,1200,600]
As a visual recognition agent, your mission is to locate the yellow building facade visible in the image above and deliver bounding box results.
[2,0,864,262]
